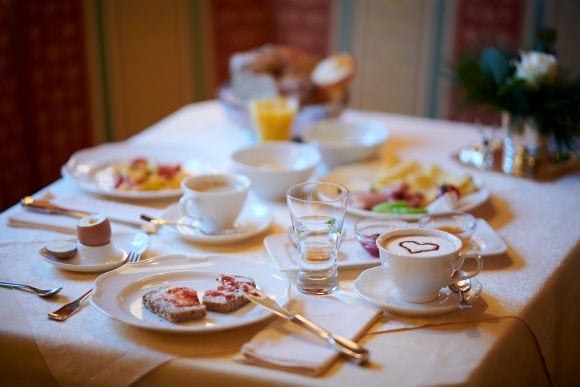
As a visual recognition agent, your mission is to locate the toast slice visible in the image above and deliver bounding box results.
[203,275,256,313]
[142,286,206,322]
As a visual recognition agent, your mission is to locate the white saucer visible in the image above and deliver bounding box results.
[38,231,137,273]
[354,266,482,317]
[160,197,273,245]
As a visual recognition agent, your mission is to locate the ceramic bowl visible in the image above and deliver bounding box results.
[230,141,321,200]
[302,119,389,167]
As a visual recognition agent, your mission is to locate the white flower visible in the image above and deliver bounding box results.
[515,51,557,85]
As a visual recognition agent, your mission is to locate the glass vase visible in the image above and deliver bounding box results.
[501,114,550,177]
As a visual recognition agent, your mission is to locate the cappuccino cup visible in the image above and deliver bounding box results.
[179,173,250,234]
[376,228,482,304]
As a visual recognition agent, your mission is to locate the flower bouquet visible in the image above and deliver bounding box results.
[455,32,580,176]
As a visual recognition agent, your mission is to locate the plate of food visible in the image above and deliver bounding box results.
[322,156,489,220]
[91,254,290,333]
[61,142,210,199]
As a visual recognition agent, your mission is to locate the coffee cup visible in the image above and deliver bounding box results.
[376,227,482,304]
[178,173,250,234]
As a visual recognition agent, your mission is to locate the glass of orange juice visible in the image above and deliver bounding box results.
[249,96,298,141]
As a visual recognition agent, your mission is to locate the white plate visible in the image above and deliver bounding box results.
[38,231,142,272]
[322,161,489,220]
[265,219,506,272]
[160,198,273,245]
[91,255,290,333]
[354,266,482,317]
[61,142,210,199]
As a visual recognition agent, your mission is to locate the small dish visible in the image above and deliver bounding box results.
[39,231,137,272]
[160,197,273,244]
[354,266,483,317]
[303,119,389,167]
[354,218,410,258]
[418,211,477,245]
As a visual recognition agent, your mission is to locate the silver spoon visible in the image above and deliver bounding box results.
[140,214,236,236]
[0,281,63,297]
[449,277,472,309]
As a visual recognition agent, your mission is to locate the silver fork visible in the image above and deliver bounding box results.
[48,251,143,321]
[127,251,142,263]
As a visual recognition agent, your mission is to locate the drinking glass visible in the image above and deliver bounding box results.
[286,182,349,295]
[249,96,298,141]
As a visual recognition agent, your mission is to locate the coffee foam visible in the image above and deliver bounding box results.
[383,235,456,257]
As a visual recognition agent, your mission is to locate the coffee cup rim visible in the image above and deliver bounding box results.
[376,227,462,258]
[181,173,251,195]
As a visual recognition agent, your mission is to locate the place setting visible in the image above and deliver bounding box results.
[38,212,151,273]
[150,173,274,244]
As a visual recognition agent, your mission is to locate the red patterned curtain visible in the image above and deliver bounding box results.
[447,0,525,125]
[0,0,93,210]
[209,0,332,90]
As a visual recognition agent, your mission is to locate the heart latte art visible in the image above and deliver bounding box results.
[383,235,456,257]
[399,240,440,254]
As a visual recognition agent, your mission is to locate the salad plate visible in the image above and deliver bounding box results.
[354,266,482,317]
[91,255,290,333]
[61,142,211,199]
[160,197,273,245]
[322,160,489,220]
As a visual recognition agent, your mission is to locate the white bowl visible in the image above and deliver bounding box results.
[303,119,389,167]
[230,142,321,200]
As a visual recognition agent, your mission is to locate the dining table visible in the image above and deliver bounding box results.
[1,100,579,387]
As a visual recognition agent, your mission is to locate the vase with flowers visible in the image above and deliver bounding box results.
[455,32,580,177]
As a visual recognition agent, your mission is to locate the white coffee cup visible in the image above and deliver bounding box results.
[376,227,482,304]
[178,173,250,234]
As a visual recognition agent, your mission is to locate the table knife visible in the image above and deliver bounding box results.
[244,290,370,364]
[20,197,143,228]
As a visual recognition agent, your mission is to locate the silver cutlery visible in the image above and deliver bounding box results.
[21,196,91,218]
[47,233,148,321]
[21,196,145,229]
[244,289,370,365]
[48,288,93,321]
[449,271,473,309]
[140,214,227,235]
[0,281,62,297]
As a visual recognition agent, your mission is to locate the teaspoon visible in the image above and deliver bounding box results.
[140,214,236,236]
[449,278,472,309]
[0,281,63,297]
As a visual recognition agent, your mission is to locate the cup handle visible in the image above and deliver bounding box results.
[450,252,483,284]
[178,196,200,221]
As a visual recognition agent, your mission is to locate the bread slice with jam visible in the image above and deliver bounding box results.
[142,286,206,322]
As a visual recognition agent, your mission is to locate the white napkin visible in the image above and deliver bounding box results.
[238,295,381,376]
[426,192,459,213]
[7,194,163,234]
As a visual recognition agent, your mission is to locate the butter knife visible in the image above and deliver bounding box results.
[48,288,93,321]
[244,290,370,364]
[21,197,143,229]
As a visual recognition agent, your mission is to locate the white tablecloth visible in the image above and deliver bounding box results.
[1,101,579,386]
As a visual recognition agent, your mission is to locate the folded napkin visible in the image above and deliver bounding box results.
[7,194,163,234]
[426,192,459,213]
[238,295,381,376]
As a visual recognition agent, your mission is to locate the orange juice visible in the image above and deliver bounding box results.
[249,97,298,141]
